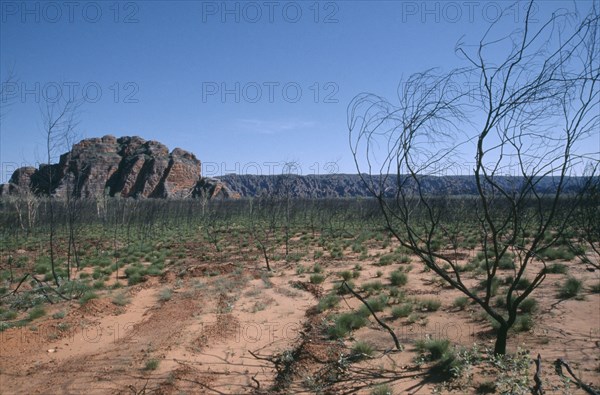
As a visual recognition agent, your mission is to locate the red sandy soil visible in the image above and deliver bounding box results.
[1,244,598,394]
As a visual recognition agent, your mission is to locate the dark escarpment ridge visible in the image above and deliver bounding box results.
[0,135,589,199]
[0,135,239,199]
[216,173,588,198]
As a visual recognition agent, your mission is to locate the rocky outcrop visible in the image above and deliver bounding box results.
[1,135,585,200]
[156,148,203,198]
[0,135,236,199]
[216,174,586,198]
[10,166,37,188]
[193,178,241,199]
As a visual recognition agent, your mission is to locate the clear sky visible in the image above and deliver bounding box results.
[0,0,595,182]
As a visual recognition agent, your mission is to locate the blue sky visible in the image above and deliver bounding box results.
[0,0,595,182]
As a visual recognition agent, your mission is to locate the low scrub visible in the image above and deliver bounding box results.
[415,338,451,361]
[512,314,534,332]
[417,298,441,312]
[351,341,374,360]
[338,270,353,281]
[317,294,340,312]
[540,247,575,261]
[327,312,368,339]
[79,291,98,305]
[362,280,383,294]
[514,278,531,290]
[391,303,413,319]
[112,292,131,306]
[336,280,355,295]
[487,313,534,333]
[27,306,46,321]
[389,270,408,286]
[388,286,404,299]
[559,277,583,299]
[52,310,67,319]
[518,298,538,313]
[498,256,516,270]
[144,359,160,370]
[377,254,396,266]
[158,288,173,301]
[358,295,388,315]
[370,384,393,395]
[452,296,469,310]
[545,263,568,274]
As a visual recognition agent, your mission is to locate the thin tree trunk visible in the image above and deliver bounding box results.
[49,199,60,287]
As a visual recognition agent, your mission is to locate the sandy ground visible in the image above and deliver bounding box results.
[0,241,598,394]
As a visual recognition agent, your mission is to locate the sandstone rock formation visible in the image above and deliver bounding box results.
[215,174,585,198]
[193,178,241,199]
[2,135,582,200]
[1,135,237,199]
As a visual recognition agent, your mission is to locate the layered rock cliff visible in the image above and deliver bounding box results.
[215,173,586,198]
[1,135,239,199]
[0,135,587,200]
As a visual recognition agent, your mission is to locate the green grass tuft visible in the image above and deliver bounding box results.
[545,263,568,274]
[339,270,353,281]
[415,338,451,361]
[559,277,583,299]
[452,296,469,310]
[317,294,340,312]
[390,270,408,287]
[336,280,355,295]
[158,288,173,301]
[358,295,388,315]
[417,298,441,312]
[112,292,131,306]
[519,298,538,313]
[351,341,374,360]
[391,303,413,319]
[27,306,46,321]
[52,310,67,319]
[79,291,98,305]
[370,384,393,395]
[362,280,383,294]
[514,277,531,290]
[328,312,368,339]
[513,314,534,332]
[144,359,160,370]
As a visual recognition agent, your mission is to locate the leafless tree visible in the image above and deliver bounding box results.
[349,1,599,355]
[249,196,283,271]
[5,189,37,235]
[277,161,301,260]
[570,164,600,270]
[41,96,82,286]
[62,127,84,278]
